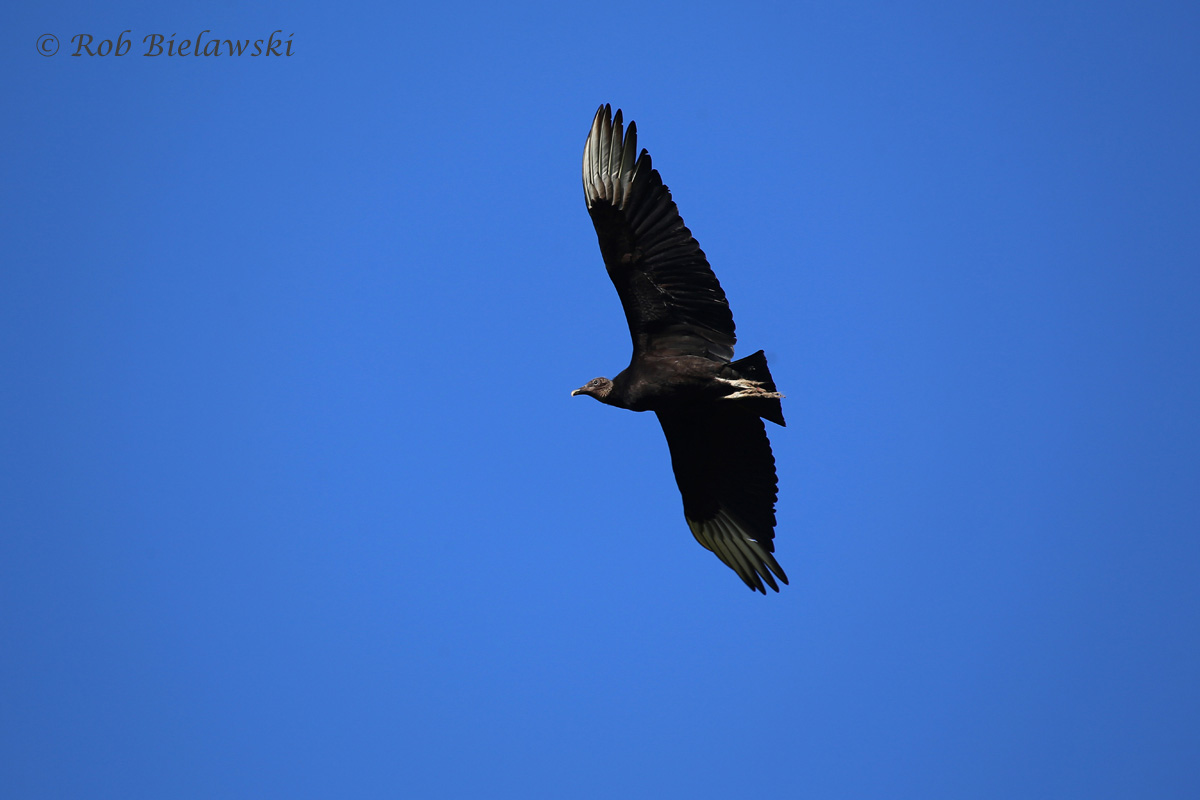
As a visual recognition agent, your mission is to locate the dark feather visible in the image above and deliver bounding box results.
[583,104,735,361]
[656,406,787,593]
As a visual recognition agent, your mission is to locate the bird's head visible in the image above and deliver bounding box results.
[571,377,613,401]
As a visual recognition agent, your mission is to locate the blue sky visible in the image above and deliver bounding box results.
[4,1,1199,797]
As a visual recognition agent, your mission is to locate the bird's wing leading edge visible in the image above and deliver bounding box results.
[655,407,788,593]
[583,104,735,361]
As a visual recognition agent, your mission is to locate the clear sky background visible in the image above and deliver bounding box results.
[4,1,1199,798]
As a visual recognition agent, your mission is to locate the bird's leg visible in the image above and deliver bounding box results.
[715,377,785,401]
[723,389,785,400]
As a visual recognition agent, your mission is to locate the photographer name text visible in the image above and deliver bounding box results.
[68,30,294,57]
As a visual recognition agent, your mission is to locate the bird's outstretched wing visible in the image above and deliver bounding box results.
[583,104,735,361]
[656,407,788,593]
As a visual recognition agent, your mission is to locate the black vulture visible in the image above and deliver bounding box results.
[572,105,789,594]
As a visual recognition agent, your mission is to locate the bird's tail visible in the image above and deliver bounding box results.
[728,350,786,426]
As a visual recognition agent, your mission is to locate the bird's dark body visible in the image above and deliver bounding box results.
[607,355,734,411]
[573,105,788,593]
[598,352,785,424]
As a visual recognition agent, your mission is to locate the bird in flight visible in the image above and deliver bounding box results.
[573,105,789,593]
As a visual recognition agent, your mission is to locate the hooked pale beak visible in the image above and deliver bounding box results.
[571,388,584,397]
